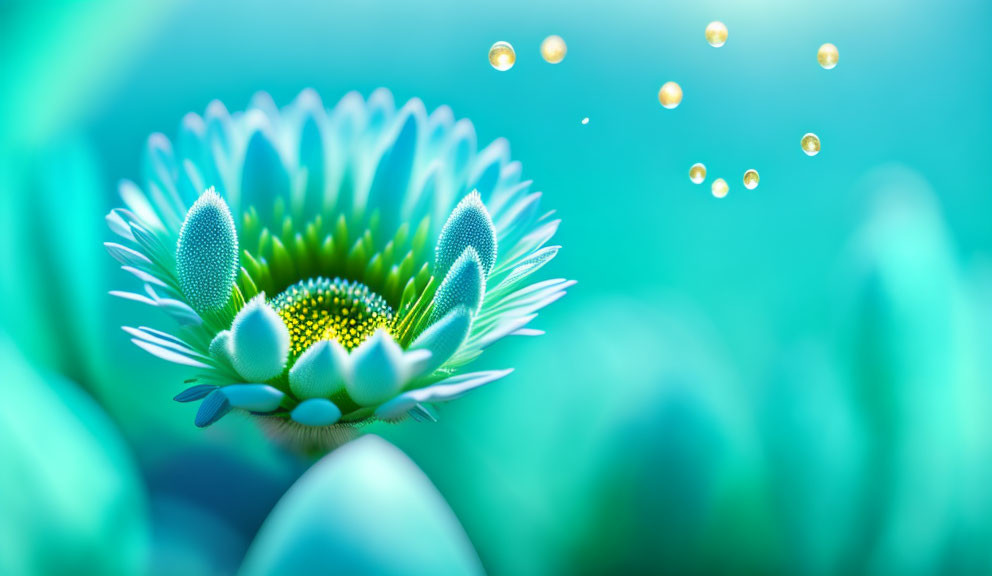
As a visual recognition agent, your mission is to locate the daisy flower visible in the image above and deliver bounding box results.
[106,89,570,449]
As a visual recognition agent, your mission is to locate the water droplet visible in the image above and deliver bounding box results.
[712,178,729,198]
[801,133,821,156]
[489,41,516,71]
[817,43,839,70]
[658,82,683,109]
[689,163,706,184]
[541,35,567,64]
[581,117,589,125]
[743,169,759,190]
[705,21,728,47]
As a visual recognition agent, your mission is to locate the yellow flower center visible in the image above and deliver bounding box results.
[272,277,394,355]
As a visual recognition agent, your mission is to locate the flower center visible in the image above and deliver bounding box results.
[271,277,395,355]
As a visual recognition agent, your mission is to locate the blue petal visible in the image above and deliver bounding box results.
[240,118,290,223]
[290,398,343,427]
[230,295,290,381]
[174,384,218,403]
[410,306,471,373]
[289,340,349,399]
[366,99,423,234]
[429,247,485,323]
[239,436,483,576]
[467,138,508,201]
[131,338,210,368]
[434,191,498,278]
[297,111,326,217]
[221,384,285,412]
[104,242,152,267]
[346,330,406,406]
[375,369,512,422]
[176,188,239,313]
[195,389,232,427]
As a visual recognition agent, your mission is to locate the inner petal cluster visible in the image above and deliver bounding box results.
[271,277,394,355]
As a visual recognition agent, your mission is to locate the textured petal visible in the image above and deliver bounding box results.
[289,339,349,399]
[410,306,471,373]
[346,329,406,406]
[375,369,512,421]
[290,398,343,427]
[221,384,285,412]
[176,187,239,313]
[174,384,218,403]
[430,247,485,323]
[195,389,232,427]
[240,436,483,576]
[230,294,290,381]
[434,190,498,278]
[208,330,235,368]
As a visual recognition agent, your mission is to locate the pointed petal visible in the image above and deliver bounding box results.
[430,247,485,323]
[176,187,239,313]
[346,330,406,406]
[410,306,471,373]
[230,294,290,381]
[289,339,349,399]
[131,339,210,368]
[434,191,498,278]
[375,369,512,421]
[240,117,290,224]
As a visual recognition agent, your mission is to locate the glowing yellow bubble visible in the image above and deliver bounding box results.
[817,43,839,70]
[581,117,589,125]
[658,82,683,109]
[743,169,759,190]
[541,35,567,64]
[712,178,729,198]
[689,163,706,184]
[705,21,728,47]
[801,133,821,156]
[489,41,516,71]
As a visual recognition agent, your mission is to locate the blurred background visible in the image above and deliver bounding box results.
[3,0,992,574]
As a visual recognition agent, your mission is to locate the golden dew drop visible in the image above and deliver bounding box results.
[689,163,707,184]
[712,178,729,198]
[817,43,839,70]
[801,133,821,156]
[743,169,759,190]
[541,35,567,64]
[489,41,516,71]
[658,82,683,109]
[705,21,728,47]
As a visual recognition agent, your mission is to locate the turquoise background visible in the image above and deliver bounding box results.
[3,0,992,574]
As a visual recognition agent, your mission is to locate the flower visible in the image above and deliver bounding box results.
[106,88,571,449]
